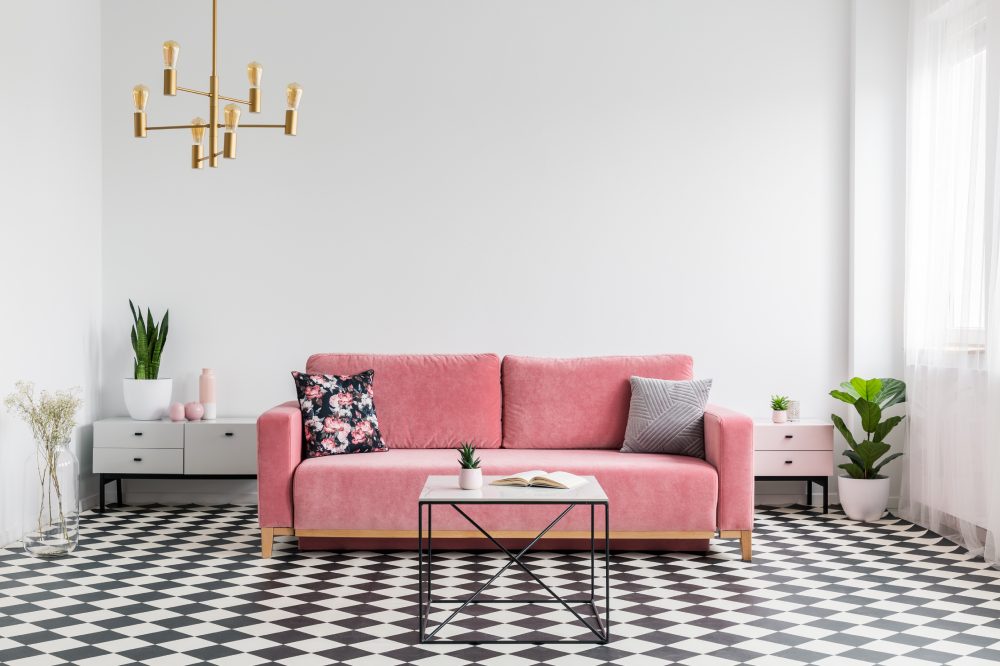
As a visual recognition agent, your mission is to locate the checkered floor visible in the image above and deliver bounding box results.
[1,505,999,666]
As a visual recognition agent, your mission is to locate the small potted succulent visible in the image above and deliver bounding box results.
[830,377,906,522]
[770,395,790,423]
[122,300,171,421]
[457,441,482,490]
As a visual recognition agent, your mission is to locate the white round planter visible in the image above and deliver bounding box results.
[772,410,788,424]
[838,476,890,522]
[459,468,483,490]
[123,378,173,421]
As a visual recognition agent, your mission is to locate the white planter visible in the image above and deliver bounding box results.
[122,378,173,421]
[772,410,788,423]
[459,468,483,490]
[838,475,890,522]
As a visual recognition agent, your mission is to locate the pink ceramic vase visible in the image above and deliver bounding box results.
[184,402,205,421]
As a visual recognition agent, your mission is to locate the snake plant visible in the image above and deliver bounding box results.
[129,300,169,380]
[458,442,481,469]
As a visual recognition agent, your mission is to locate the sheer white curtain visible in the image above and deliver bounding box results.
[901,0,1000,566]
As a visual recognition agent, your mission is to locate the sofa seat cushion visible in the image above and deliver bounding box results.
[306,353,502,448]
[501,355,694,449]
[292,448,718,532]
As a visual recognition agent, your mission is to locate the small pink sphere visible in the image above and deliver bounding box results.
[184,402,205,421]
[168,402,186,422]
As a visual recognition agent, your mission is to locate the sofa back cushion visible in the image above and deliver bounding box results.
[501,355,694,449]
[305,353,502,448]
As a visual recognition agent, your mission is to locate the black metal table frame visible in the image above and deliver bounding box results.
[97,473,257,512]
[755,475,829,513]
[418,498,610,644]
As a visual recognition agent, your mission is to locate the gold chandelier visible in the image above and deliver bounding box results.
[131,0,303,169]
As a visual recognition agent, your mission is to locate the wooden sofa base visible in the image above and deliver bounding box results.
[261,527,752,561]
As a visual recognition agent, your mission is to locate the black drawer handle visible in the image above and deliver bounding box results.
[784,434,793,439]
[784,460,793,464]
[133,457,143,462]
[225,432,234,437]
[134,432,143,436]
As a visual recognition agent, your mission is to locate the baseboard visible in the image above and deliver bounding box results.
[755,492,901,511]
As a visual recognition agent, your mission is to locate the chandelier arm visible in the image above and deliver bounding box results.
[198,151,224,163]
[176,86,248,106]
[147,124,207,131]
[217,94,251,105]
[176,86,211,98]
[239,124,286,128]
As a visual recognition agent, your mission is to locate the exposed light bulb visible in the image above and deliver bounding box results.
[162,41,180,69]
[223,104,241,131]
[247,62,263,88]
[286,83,303,110]
[132,84,149,111]
[191,117,205,145]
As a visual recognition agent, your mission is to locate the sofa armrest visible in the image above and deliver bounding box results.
[704,404,754,531]
[257,401,303,528]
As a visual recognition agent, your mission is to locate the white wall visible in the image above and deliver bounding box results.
[848,0,908,506]
[0,2,103,544]
[99,0,850,503]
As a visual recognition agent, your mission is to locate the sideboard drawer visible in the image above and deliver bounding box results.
[94,420,183,449]
[184,422,257,474]
[755,450,833,477]
[755,424,833,451]
[93,447,183,474]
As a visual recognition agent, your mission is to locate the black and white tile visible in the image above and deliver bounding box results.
[1,504,999,665]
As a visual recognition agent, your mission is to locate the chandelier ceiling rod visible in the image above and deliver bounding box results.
[130,0,304,169]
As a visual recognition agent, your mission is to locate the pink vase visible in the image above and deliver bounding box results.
[168,402,186,422]
[184,402,205,421]
[199,368,217,420]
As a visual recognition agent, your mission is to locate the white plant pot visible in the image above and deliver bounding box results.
[772,410,788,423]
[838,476,890,522]
[122,378,173,421]
[459,468,483,490]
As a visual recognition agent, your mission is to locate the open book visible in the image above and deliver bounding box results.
[490,470,588,490]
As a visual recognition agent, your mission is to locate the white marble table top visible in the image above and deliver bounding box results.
[418,475,609,503]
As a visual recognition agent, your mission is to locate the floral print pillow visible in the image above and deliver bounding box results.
[291,370,388,457]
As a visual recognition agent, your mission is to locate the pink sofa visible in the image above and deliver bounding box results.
[258,353,754,559]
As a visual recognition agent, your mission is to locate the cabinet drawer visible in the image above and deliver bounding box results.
[93,447,183,474]
[755,424,833,451]
[94,420,183,449]
[755,450,833,477]
[184,423,257,475]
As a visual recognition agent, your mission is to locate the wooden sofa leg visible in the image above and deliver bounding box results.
[740,530,752,562]
[261,528,274,559]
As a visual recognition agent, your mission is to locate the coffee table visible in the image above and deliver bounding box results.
[417,475,610,644]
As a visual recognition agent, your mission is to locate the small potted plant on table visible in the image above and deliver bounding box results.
[830,377,906,521]
[122,300,171,421]
[770,395,790,423]
[458,442,482,490]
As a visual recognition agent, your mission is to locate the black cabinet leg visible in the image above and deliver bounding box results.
[116,478,124,506]
[99,474,106,513]
[823,480,829,514]
[806,479,813,506]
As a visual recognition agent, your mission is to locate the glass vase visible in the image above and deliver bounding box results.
[23,440,80,558]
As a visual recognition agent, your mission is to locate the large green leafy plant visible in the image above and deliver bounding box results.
[830,377,907,479]
[129,300,169,380]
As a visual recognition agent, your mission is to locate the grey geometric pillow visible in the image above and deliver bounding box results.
[621,377,712,457]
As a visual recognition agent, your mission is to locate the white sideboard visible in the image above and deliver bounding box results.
[93,417,257,511]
